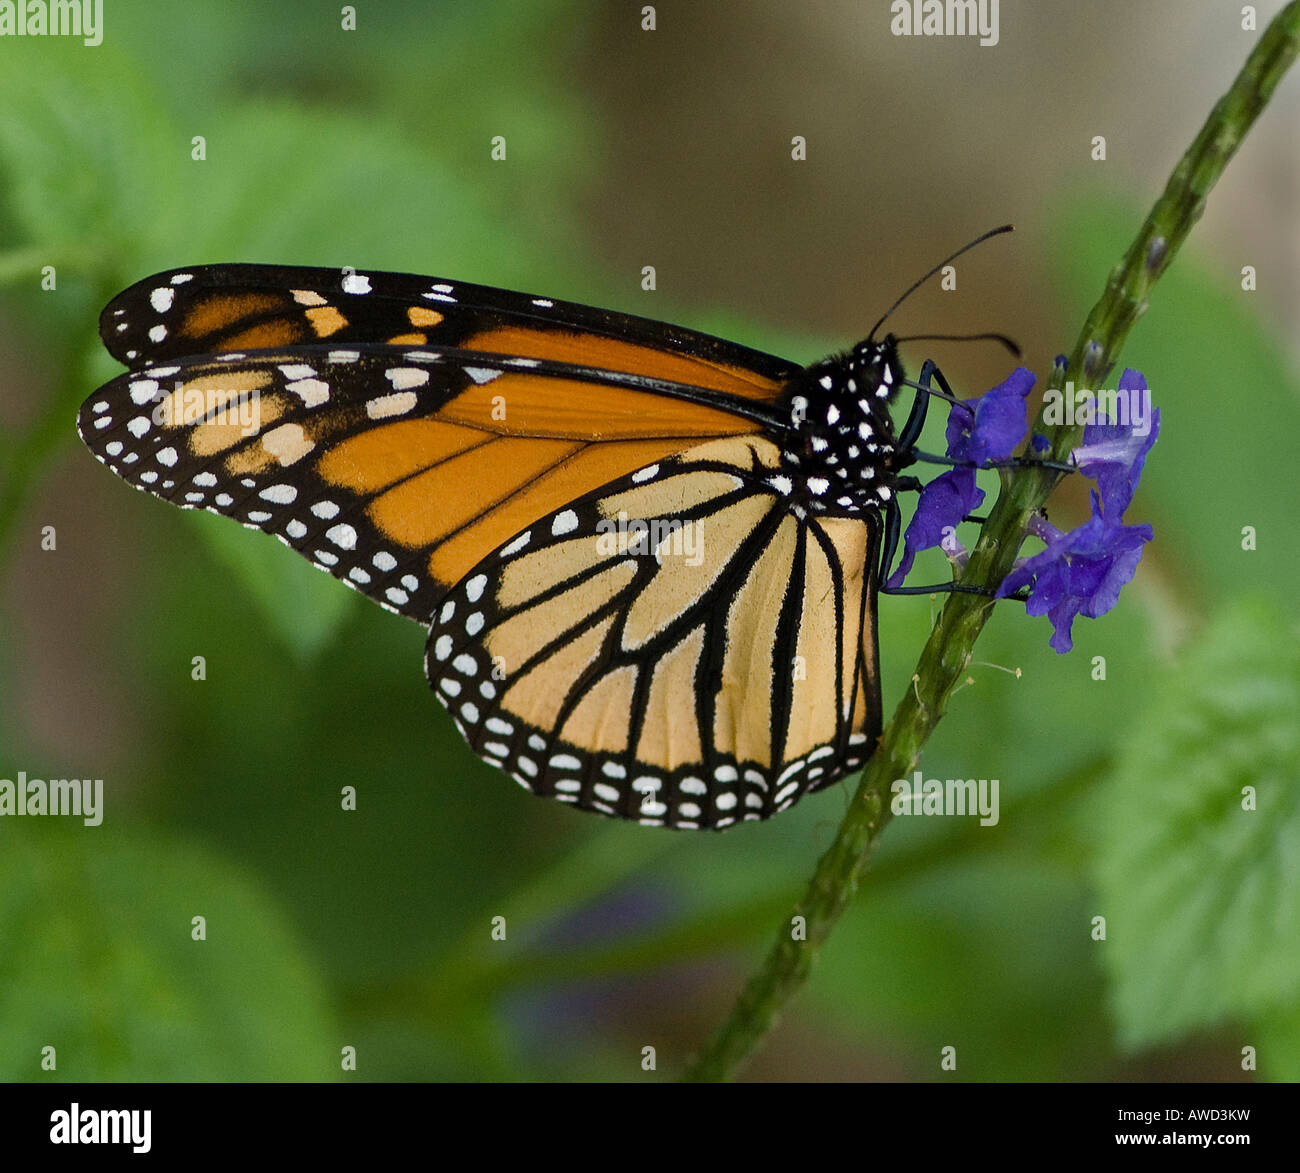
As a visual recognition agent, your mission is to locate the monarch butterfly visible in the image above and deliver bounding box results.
[77,235,1008,831]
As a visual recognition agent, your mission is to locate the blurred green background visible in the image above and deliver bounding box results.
[1,1,1297,1081]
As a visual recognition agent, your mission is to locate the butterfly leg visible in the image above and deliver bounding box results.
[879,479,993,597]
[909,450,1077,474]
[879,474,1030,601]
[894,360,935,454]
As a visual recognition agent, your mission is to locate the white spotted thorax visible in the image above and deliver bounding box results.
[776,335,905,515]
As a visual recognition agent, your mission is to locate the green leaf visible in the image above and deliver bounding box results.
[0,827,338,1081]
[1094,594,1300,1050]
[0,43,178,258]
[1253,1000,1300,1081]
[160,101,518,272]
[188,510,358,660]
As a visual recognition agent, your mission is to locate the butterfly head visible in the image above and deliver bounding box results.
[782,334,906,514]
[850,333,906,400]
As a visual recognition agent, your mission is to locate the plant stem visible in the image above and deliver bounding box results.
[682,1,1300,1083]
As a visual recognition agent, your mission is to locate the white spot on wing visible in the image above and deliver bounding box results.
[499,530,531,557]
[367,391,418,419]
[326,523,357,549]
[383,368,429,391]
[286,379,330,407]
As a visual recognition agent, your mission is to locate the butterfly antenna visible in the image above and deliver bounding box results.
[868,224,1014,341]
[894,330,1022,358]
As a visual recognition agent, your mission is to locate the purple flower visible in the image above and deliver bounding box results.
[996,493,1153,653]
[884,468,983,589]
[884,367,1033,590]
[998,367,1159,652]
[886,357,1159,654]
[1070,369,1160,516]
[944,366,1036,465]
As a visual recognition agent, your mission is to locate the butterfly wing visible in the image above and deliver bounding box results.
[425,435,881,829]
[99,264,799,393]
[77,343,800,623]
[83,267,883,828]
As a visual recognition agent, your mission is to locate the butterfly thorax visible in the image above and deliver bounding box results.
[777,337,906,515]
